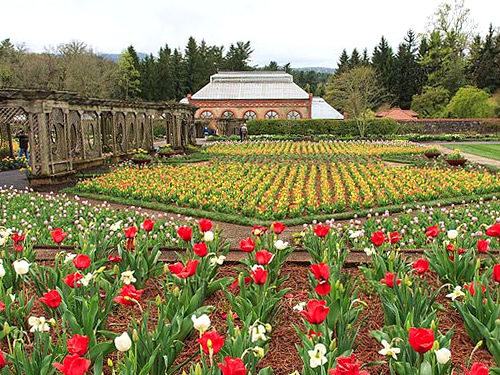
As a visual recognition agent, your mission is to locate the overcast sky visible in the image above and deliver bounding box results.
[1,0,498,68]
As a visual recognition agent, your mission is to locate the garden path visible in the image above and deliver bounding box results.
[433,143,500,168]
[0,169,29,189]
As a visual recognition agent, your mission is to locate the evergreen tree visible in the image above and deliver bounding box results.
[116,49,141,99]
[349,48,361,68]
[371,36,395,97]
[264,61,279,70]
[361,48,370,66]
[126,45,141,72]
[138,53,158,101]
[394,30,421,108]
[335,49,350,75]
[184,37,205,94]
[222,41,254,71]
[468,25,499,92]
[171,48,186,100]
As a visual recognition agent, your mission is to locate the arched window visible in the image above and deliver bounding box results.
[265,110,279,119]
[243,110,257,120]
[221,111,235,119]
[200,111,214,119]
[287,110,301,119]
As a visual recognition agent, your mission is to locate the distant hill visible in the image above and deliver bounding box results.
[294,67,335,73]
[99,52,148,62]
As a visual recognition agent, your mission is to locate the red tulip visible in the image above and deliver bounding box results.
[426,225,439,238]
[199,219,212,232]
[413,259,429,275]
[255,250,273,265]
[113,284,144,306]
[314,224,330,238]
[388,231,401,244]
[272,222,287,234]
[53,354,91,375]
[408,327,434,354]
[0,301,4,311]
[107,255,122,263]
[40,289,62,308]
[177,226,192,242]
[72,254,91,270]
[230,276,253,291]
[463,282,486,296]
[462,363,489,375]
[63,272,83,288]
[0,351,5,369]
[193,242,208,257]
[124,227,137,238]
[239,237,255,252]
[197,330,225,354]
[51,228,67,244]
[218,357,247,375]
[252,225,267,236]
[11,233,25,252]
[493,264,500,283]
[380,272,402,288]
[142,219,155,232]
[67,334,89,356]
[486,223,500,237]
[168,260,199,278]
[446,244,454,252]
[250,266,268,285]
[310,263,331,295]
[477,239,489,253]
[300,299,330,324]
[371,231,385,247]
[328,354,370,375]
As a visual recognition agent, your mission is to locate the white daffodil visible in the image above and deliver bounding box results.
[250,324,268,342]
[28,316,50,332]
[80,273,94,287]
[447,230,458,240]
[308,343,327,368]
[114,332,132,352]
[64,253,77,264]
[192,314,211,334]
[350,230,363,239]
[293,302,306,311]
[274,240,288,250]
[120,270,137,285]
[13,259,30,275]
[203,231,214,242]
[252,346,265,358]
[0,261,5,278]
[364,247,376,256]
[210,255,226,266]
[378,339,401,360]
[110,220,123,232]
[435,347,451,364]
[446,286,465,301]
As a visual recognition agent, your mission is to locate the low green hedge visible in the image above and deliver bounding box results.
[247,118,400,136]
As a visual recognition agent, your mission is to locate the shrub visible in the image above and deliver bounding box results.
[246,118,399,137]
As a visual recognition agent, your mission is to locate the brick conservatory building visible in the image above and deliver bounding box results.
[183,71,343,135]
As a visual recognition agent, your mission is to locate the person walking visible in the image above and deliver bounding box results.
[240,122,248,142]
[16,129,29,162]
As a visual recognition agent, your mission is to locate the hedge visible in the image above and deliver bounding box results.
[246,118,400,136]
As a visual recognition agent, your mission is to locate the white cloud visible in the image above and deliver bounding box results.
[1,0,498,68]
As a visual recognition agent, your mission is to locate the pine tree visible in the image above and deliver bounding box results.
[469,24,499,92]
[335,49,350,75]
[184,37,204,94]
[371,36,395,97]
[222,41,254,71]
[361,48,370,66]
[171,48,186,101]
[394,30,421,108]
[116,49,141,100]
[349,48,361,68]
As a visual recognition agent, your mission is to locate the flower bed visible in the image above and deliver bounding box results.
[0,209,499,375]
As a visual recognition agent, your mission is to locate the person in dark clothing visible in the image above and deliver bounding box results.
[17,129,29,162]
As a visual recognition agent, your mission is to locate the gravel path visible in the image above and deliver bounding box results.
[432,143,500,168]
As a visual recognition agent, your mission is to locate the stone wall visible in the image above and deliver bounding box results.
[398,119,500,134]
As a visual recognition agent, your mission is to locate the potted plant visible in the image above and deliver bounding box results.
[445,149,467,166]
[130,148,152,165]
[158,144,175,157]
[423,148,441,159]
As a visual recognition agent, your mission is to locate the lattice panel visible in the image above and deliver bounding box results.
[126,113,136,151]
[114,112,126,153]
[82,111,100,159]
[0,107,29,151]
[100,112,113,153]
[68,111,83,160]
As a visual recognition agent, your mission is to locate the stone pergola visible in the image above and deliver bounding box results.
[0,89,196,185]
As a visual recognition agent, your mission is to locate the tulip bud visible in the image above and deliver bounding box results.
[114,332,132,352]
[3,322,10,335]
[234,326,241,337]
[132,329,139,343]
[435,347,451,364]
[107,359,113,368]
[96,266,106,274]
[163,264,170,274]
[252,346,265,358]
[265,323,272,333]
[329,338,337,351]
[112,265,120,275]
[194,363,202,375]
[431,320,437,330]
[155,295,162,306]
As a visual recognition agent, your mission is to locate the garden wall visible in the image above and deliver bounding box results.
[399,118,500,134]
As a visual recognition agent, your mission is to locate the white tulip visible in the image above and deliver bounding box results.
[64,253,77,264]
[364,247,376,256]
[435,348,451,364]
[308,343,327,368]
[203,231,214,242]
[120,270,137,285]
[192,314,211,333]
[447,230,458,240]
[13,259,30,275]
[0,262,5,278]
[250,324,267,342]
[114,332,132,352]
[293,302,306,311]
[274,240,288,250]
[110,220,123,232]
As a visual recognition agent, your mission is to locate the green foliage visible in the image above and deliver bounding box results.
[445,86,495,118]
[411,86,450,118]
[116,49,141,100]
[246,118,399,137]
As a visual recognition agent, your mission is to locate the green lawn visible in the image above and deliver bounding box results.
[444,144,500,161]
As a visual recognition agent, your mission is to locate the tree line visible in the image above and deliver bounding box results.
[326,0,500,118]
[0,37,329,101]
